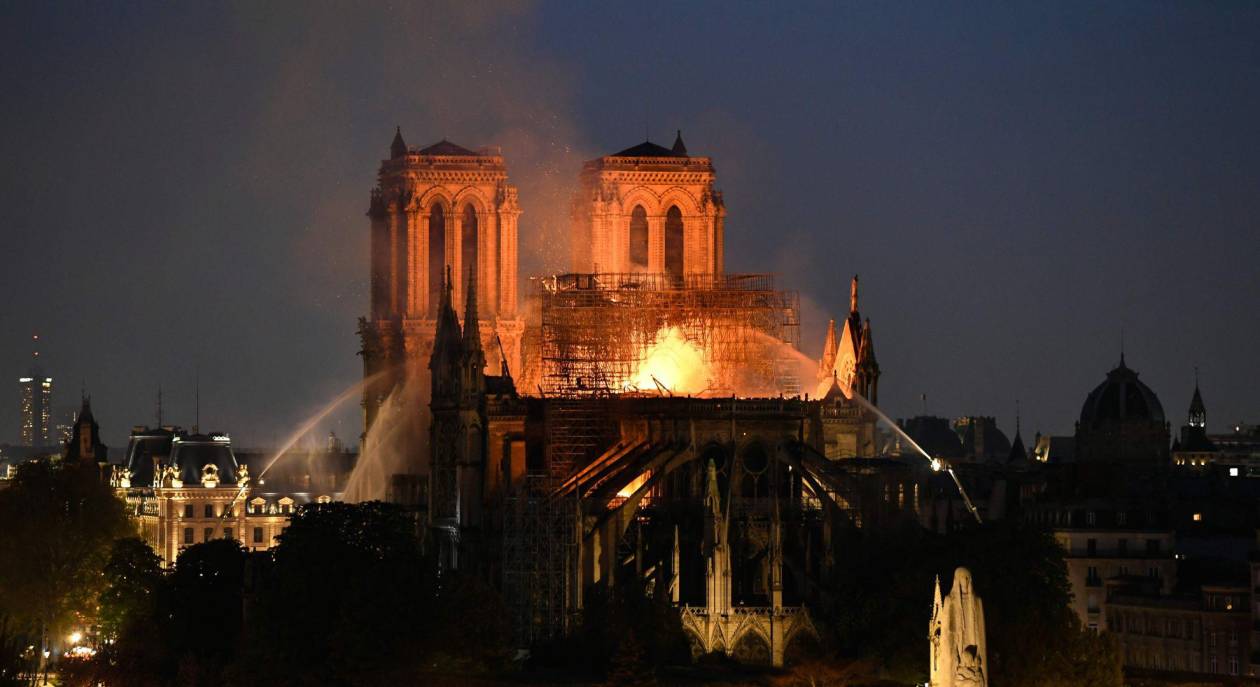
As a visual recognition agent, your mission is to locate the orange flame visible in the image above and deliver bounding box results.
[630,327,712,395]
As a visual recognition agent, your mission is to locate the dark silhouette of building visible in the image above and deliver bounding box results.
[64,396,107,466]
[1075,355,1170,465]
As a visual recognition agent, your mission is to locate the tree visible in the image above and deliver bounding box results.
[97,538,163,641]
[242,501,434,683]
[167,539,247,668]
[0,460,130,648]
[816,520,1122,687]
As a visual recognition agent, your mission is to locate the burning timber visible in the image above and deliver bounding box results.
[526,272,801,399]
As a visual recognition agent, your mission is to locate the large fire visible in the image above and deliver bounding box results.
[630,327,713,395]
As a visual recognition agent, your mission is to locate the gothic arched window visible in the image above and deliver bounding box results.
[461,204,478,289]
[428,204,446,313]
[665,205,684,277]
[629,205,649,269]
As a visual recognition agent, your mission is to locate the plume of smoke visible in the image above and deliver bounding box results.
[343,372,430,503]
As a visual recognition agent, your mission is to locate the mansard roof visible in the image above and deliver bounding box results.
[417,139,479,156]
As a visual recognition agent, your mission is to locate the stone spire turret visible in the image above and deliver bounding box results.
[1188,369,1206,429]
[671,129,688,156]
[818,319,838,382]
[390,126,407,159]
[429,267,464,399]
[461,268,486,398]
[462,268,481,352]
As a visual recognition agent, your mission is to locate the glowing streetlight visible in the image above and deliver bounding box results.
[68,631,82,644]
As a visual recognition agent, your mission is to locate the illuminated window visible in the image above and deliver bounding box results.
[1229,467,1239,477]
[1193,512,1203,522]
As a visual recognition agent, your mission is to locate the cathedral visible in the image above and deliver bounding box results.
[360,130,895,662]
[359,130,524,436]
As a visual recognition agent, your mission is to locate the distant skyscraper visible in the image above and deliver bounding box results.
[18,335,52,448]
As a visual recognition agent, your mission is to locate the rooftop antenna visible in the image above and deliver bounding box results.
[921,393,928,416]
[1015,399,1021,436]
[1120,327,1126,366]
[156,384,164,427]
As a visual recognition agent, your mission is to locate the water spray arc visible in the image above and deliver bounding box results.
[220,369,391,521]
[840,385,983,524]
[767,334,983,524]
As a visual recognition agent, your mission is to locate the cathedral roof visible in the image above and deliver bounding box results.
[417,139,478,156]
[1079,357,1166,428]
[610,139,687,158]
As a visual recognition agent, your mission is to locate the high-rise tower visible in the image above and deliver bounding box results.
[18,335,52,448]
[360,129,524,435]
[570,131,725,276]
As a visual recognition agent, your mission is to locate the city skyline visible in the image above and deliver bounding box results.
[2,2,1257,448]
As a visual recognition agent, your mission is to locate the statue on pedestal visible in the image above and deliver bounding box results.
[929,567,987,687]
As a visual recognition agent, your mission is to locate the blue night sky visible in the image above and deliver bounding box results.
[2,2,1257,448]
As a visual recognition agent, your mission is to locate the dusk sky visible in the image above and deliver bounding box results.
[2,2,1257,449]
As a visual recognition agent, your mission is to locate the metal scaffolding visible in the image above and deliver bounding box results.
[501,474,577,647]
[537,273,801,398]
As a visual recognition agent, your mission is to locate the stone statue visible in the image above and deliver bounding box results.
[236,464,250,487]
[929,567,987,687]
[200,463,219,488]
[162,464,180,488]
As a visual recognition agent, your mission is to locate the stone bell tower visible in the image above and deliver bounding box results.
[360,128,524,438]
[571,131,725,276]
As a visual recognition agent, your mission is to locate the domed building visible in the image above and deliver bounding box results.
[1075,355,1170,464]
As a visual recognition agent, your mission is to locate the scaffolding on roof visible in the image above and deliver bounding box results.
[537,273,801,399]
[501,474,577,646]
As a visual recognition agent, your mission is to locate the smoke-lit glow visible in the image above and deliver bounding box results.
[631,327,712,396]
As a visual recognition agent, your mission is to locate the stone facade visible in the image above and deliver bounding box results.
[362,131,524,439]
[570,134,725,277]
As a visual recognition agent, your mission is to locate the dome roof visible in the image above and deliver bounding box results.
[1079,358,1165,428]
